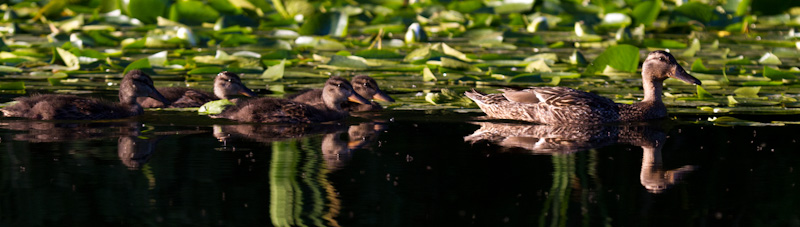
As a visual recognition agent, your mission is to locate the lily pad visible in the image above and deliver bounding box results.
[585,44,639,74]
[198,99,234,115]
[261,59,286,81]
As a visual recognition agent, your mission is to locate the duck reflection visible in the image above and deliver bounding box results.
[0,120,191,170]
[464,122,695,193]
[214,121,386,227]
[214,122,385,171]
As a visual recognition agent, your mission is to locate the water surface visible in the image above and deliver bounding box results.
[2,110,799,226]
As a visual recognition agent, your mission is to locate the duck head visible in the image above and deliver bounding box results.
[642,51,701,85]
[120,70,170,105]
[214,71,257,99]
[352,75,395,102]
[322,76,370,110]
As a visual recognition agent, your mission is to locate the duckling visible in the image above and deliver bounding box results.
[465,51,701,124]
[1,70,170,120]
[212,76,369,123]
[289,75,394,111]
[138,71,256,108]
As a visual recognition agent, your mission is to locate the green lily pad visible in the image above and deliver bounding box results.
[758,52,782,65]
[123,58,152,75]
[0,65,22,73]
[48,72,68,85]
[198,99,234,115]
[0,81,24,90]
[632,0,662,26]
[422,67,436,82]
[188,66,223,75]
[734,86,760,98]
[763,66,795,80]
[585,44,639,74]
[697,85,713,99]
[261,59,286,81]
[55,47,80,71]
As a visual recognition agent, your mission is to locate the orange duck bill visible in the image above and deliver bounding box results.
[348,93,370,104]
[372,90,395,102]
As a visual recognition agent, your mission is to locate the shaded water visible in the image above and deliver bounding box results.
[2,109,800,226]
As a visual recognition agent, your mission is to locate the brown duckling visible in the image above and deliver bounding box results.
[212,76,369,123]
[138,71,256,108]
[465,51,701,125]
[289,75,394,112]
[1,70,170,120]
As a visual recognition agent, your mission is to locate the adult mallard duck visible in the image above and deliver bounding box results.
[212,76,369,123]
[465,51,701,125]
[1,70,170,120]
[138,71,256,108]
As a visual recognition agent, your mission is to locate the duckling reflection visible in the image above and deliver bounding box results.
[0,120,199,170]
[464,122,695,193]
[0,120,140,142]
[213,123,347,144]
[213,122,385,171]
[117,135,162,170]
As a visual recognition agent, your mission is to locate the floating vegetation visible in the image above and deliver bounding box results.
[0,0,796,119]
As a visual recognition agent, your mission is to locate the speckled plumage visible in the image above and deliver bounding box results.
[138,71,255,108]
[213,76,369,123]
[1,70,169,120]
[465,51,701,124]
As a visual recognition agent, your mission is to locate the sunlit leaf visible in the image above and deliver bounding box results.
[691,58,708,72]
[261,59,286,81]
[525,59,552,72]
[148,51,168,67]
[0,66,22,73]
[55,47,80,71]
[123,58,152,75]
[696,85,713,99]
[758,52,782,65]
[422,67,436,82]
[734,87,760,98]
[198,99,234,115]
[585,44,639,74]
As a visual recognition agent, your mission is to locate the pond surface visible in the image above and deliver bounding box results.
[2,108,800,226]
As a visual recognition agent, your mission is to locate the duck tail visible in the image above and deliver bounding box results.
[464,89,487,104]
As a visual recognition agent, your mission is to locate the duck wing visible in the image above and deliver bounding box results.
[503,87,619,124]
[503,87,616,108]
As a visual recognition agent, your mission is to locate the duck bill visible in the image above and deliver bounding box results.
[237,86,257,97]
[671,64,702,85]
[348,93,370,104]
[149,88,171,106]
[372,90,395,102]
[347,140,367,149]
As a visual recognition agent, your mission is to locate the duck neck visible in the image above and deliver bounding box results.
[119,94,144,115]
[641,77,663,103]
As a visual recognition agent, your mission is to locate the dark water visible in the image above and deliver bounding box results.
[1,110,800,226]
